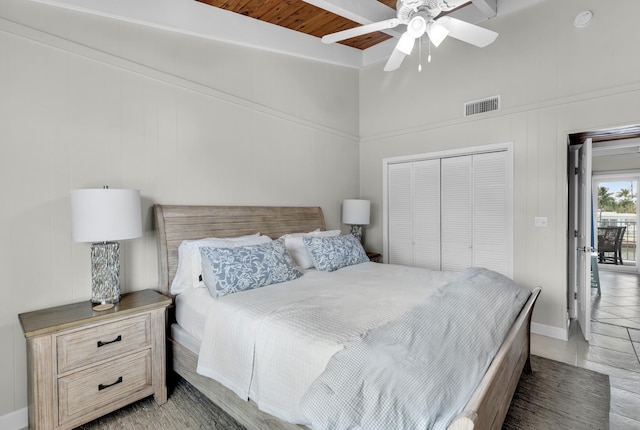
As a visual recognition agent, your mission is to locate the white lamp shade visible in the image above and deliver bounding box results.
[427,21,450,47]
[71,188,142,242]
[342,199,371,225]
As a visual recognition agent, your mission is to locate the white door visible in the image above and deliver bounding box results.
[576,138,593,341]
[441,156,473,272]
[472,151,511,277]
[387,163,414,266]
[383,143,514,276]
[568,146,579,321]
[413,159,441,269]
[387,160,441,268]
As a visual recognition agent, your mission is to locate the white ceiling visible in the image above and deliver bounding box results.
[30,0,542,68]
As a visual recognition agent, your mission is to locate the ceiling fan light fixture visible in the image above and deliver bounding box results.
[407,15,428,38]
[427,21,449,47]
[321,0,499,72]
[396,32,416,55]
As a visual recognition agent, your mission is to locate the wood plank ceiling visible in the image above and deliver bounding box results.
[196,0,470,50]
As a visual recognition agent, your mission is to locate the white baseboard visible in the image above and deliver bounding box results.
[0,407,27,430]
[532,322,569,341]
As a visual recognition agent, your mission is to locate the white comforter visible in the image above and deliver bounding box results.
[196,262,458,424]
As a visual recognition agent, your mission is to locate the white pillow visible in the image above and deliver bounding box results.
[281,229,341,269]
[170,233,272,295]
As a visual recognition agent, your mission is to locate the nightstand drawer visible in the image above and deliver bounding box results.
[57,349,152,426]
[57,314,151,374]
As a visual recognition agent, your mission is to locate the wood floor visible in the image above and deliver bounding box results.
[532,269,640,429]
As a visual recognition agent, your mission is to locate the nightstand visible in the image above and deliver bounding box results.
[367,252,381,263]
[19,289,171,430]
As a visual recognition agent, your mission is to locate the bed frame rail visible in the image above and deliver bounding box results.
[448,287,541,430]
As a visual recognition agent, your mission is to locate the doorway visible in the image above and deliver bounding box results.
[568,125,640,342]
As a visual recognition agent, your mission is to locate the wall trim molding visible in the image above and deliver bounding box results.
[0,17,359,143]
[360,82,640,144]
[0,406,27,430]
[531,321,569,341]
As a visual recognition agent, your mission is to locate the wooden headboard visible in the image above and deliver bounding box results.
[153,205,326,295]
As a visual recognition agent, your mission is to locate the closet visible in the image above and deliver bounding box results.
[383,144,513,277]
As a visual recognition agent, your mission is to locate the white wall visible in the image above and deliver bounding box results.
[0,0,360,420]
[359,0,640,337]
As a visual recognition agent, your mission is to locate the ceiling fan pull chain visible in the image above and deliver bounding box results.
[428,38,432,63]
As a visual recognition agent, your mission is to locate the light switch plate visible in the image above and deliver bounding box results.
[534,217,548,228]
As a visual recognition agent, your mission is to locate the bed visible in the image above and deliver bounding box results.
[153,204,541,430]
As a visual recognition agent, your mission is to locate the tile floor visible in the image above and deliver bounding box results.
[592,270,640,330]
[531,268,640,429]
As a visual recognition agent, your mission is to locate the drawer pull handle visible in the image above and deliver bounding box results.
[97,335,122,348]
[98,376,123,391]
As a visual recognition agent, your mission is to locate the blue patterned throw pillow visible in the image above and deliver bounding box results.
[200,238,302,298]
[303,234,369,272]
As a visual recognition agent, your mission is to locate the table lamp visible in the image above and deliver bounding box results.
[71,187,142,311]
[342,199,371,244]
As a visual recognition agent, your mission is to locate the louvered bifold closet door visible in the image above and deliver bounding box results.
[412,159,441,269]
[388,163,414,265]
[473,151,509,275]
[441,156,473,272]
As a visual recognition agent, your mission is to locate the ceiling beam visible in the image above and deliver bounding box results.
[301,0,401,40]
[301,0,396,25]
[471,0,497,18]
[29,0,366,68]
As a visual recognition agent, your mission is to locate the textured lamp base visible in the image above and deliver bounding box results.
[92,303,115,311]
[350,224,364,243]
[91,242,121,306]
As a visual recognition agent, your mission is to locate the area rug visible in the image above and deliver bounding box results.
[78,355,609,429]
[503,355,610,430]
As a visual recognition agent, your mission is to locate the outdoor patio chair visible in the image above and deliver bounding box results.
[597,226,626,265]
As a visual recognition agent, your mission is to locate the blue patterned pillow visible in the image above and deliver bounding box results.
[200,238,302,298]
[303,234,369,272]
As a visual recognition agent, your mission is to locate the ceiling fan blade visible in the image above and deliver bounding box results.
[435,16,498,47]
[383,48,407,72]
[322,18,400,44]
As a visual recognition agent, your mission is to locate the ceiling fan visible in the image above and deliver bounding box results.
[321,0,498,71]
